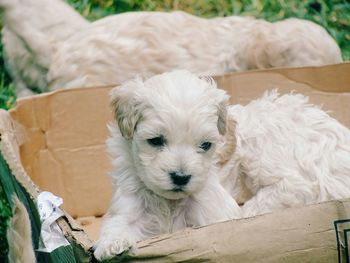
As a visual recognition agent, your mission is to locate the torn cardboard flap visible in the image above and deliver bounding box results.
[132,198,350,262]
[0,110,21,161]
[0,109,40,198]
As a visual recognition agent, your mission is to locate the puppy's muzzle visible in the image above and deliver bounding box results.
[169,172,191,186]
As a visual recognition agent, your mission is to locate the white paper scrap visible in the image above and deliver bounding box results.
[37,191,70,252]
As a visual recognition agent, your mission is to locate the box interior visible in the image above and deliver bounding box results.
[9,63,350,241]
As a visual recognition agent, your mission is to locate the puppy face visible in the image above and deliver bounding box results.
[111,71,229,200]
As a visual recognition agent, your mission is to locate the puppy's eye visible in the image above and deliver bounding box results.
[147,136,166,147]
[199,142,212,151]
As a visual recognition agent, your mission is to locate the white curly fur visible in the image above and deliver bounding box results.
[94,70,241,261]
[220,90,350,217]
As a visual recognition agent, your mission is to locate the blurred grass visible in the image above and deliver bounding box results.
[0,183,11,262]
[0,0,349,110]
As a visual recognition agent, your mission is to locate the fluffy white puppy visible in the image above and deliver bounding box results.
[48,14,342,91]
[0,0,343,95]
[219,90,350,218]
[94,71,241,261]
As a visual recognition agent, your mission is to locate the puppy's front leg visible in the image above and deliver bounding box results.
[188,177,242,226]
[94,193,144,261]
[241,179,312,218]
[241,185,278,218]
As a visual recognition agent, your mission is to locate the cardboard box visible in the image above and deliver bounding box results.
[1,63,350,262]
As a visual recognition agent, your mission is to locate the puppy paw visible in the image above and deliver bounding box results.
[94,238,133,261]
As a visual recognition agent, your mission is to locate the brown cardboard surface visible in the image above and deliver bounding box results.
[7,62,350,250]
[76,216,103,241]
[11,63,350,217]
[10,87,114,217]
[215,62,350,126]
[131,198,350,262]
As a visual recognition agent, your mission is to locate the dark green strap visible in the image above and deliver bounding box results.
[0,152,78,263]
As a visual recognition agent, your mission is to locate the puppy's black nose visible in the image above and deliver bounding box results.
[169,172,191,186]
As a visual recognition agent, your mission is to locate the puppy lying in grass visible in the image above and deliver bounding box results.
[0,0,343,96]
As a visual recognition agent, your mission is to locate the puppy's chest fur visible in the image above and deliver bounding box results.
[140,191,192,235]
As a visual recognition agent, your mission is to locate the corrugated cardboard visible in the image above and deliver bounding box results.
[10,87,113,218]
[132,198,350,262]
[5,62,350,262]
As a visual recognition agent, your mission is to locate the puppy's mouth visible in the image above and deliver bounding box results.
[158,187,189,200]
[171,187,185,193]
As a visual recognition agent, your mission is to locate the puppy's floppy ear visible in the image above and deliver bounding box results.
[199,75,216,87]
[217,100,228,135]
[110,78,145,140]
[199,75,229,136]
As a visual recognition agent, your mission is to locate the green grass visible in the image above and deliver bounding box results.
[0,183,11,262]
[0,0,349,110]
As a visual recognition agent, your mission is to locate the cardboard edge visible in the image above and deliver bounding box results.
[213,62,350,93]
[57,215,95,259]
[126,198,350,262]
[0,109,94,258]
[11,62,350,110]
[12,85,114,107]
[0,109,40,198]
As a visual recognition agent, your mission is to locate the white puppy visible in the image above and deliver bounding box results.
[94,71,241,261]
[219,90,350,218]
[1,0,342,95]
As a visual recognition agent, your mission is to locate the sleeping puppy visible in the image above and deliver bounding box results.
[94,70,241,261]
[219,90,350,218]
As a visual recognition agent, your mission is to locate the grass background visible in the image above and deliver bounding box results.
[0,0,349,260]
